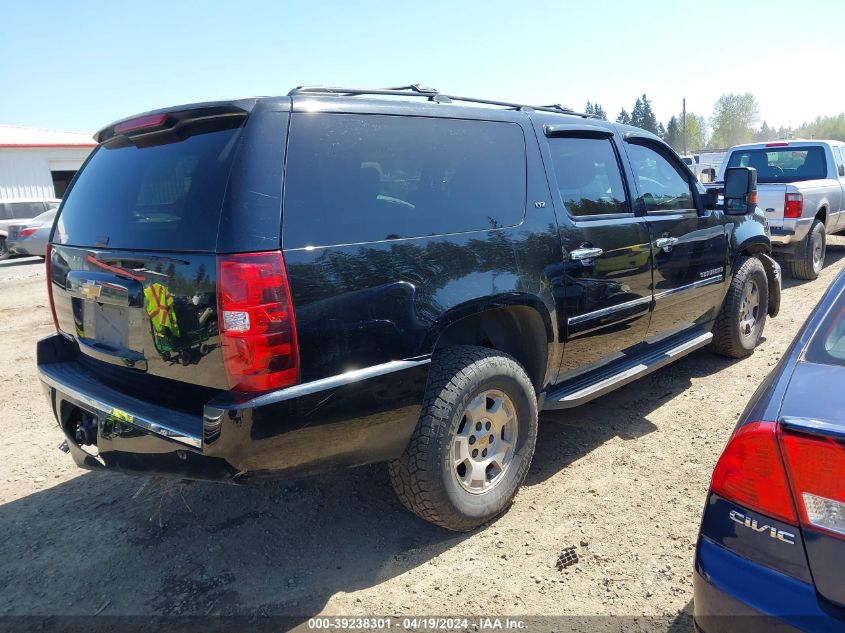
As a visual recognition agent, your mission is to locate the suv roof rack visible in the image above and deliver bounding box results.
[288,84,601,119]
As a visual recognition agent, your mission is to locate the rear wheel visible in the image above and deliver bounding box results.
[389,345,538,532]
[0,237,9,261]
[711,256,768,358]
[791,219,826,280]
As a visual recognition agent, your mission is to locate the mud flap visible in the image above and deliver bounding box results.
[757,253,781,318]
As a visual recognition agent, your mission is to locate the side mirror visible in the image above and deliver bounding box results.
[724,167,758,215]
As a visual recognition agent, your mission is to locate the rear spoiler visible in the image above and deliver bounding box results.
[95,99,258,144]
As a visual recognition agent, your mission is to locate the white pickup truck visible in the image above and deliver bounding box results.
[717,140,845,279]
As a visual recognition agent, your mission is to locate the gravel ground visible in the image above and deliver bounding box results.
[2,242,844,631]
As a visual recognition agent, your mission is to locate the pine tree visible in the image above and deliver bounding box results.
[630,94,659,135]
[584,101,607,120]
[616,108,631,125]
[665,116,681,151]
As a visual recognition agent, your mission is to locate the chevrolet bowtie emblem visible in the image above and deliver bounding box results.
[81,280,102,300]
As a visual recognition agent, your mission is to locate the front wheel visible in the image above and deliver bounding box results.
[710,256,769,358]
[389,346,538,532]
[790,219,826,280]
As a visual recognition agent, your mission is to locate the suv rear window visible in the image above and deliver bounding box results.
[54,127,242,251]
[727,146,827,183]
[283,114,526,248]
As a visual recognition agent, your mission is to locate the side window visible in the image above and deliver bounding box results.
[283,114,527,248]
[10,202,43,219]
[547,136,629,217]
[0,204,10,220]
[832,146,845,178]
[627,142,696,212]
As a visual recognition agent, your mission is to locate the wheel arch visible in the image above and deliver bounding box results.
[427,297,554,391]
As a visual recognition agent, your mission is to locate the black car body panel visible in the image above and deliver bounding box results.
[39,90,777,484]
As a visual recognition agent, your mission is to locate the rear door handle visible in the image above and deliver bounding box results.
[654,237,679,252]
[569,247,603,261]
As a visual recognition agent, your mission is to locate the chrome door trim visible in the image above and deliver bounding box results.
[567,295,651,327]
[653,274,724,301]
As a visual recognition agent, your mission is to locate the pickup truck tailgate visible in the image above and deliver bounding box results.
[757,184,787,227]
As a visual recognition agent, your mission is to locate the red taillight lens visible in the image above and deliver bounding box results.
[780,430,845,538]
[710,421,798,524]
[217,251,299,392]
[784,193,804,218]
[45,244,59,332]
[19,227,37,238]
[114,113,167,135]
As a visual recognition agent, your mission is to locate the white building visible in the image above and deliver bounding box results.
[0,125,96,199]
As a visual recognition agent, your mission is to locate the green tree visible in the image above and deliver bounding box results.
[754,120,775,142]
[616,108,631,125]
[584,101,607,120]
[684,113,707,153]
[709,93,759,149]
[664,116,681,152]
[796,114,845,141]
[630,94,659,135]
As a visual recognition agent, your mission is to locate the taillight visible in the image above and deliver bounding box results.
[19,227,38,238]
[217,251,299,392]
[780,430,845,539]
[114,113,167,135]
[784,193,804,218]
[710,421,798,524]
[45,244,59,332]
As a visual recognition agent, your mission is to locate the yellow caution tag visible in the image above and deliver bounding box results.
[110,408,134,423]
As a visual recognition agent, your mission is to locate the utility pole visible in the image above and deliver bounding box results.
[682,98,687,156]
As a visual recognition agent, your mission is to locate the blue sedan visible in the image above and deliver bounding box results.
[695,268,845,632]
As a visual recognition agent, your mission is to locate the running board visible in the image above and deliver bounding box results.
[542,331,713,410]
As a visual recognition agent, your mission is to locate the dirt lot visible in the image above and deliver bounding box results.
[2,243,845,630]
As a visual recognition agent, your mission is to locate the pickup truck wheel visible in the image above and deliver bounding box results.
[0,237,9,261]
[790,219,826,280]
[389,345,538,532]
[710,256,768,358]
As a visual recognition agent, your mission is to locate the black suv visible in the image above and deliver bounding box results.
[39,85,781,531]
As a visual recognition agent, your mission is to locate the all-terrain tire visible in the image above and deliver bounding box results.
[389,345,538,532]
[790,219,826,280]
[710,256,769,358]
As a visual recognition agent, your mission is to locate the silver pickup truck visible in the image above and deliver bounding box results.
[717,140,845,279]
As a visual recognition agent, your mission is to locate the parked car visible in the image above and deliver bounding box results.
[694,267,845,632]
[7,209,57,257]
[0,198,60,259]
[38,86,779,531]
[716,140,845,280]
[681,153,722,183]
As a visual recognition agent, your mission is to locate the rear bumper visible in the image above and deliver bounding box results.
[769,217,813,247]
[38,334,428,482]
[694,536,845,633]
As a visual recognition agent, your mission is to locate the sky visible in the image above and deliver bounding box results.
[2,0,843,135]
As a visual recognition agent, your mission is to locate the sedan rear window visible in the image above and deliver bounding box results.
[53,127,242,252]
[806,291,845,366]
[727,147,827,183]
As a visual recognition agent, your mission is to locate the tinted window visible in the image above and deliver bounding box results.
[548,137,628,216]
[0,204,11,221]
[806,290,845,366]
[54,128,242,251]
[727,146,828,183]
[627,142,695,212]
[10,202,45,219]
[833,147,845,178]
[283,114,526,248]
